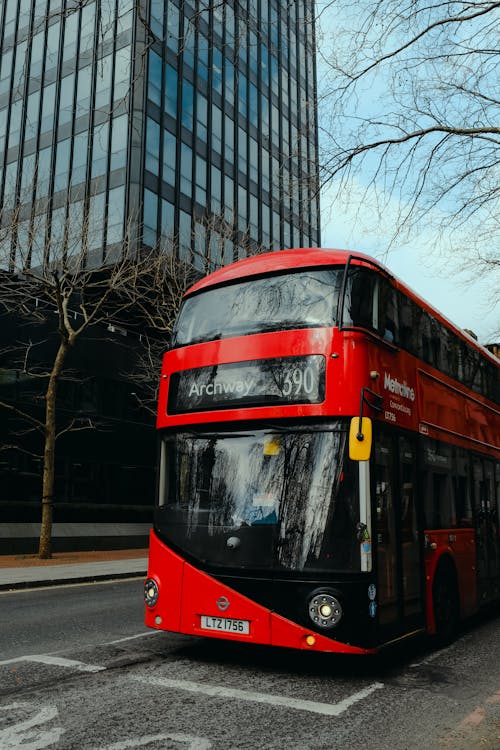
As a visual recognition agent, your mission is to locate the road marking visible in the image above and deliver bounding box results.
[133,675,384,716]
[0,702,64,749]
[410,645,453,668]
[106,631,157,645]
[102,733,212,749]
[0,654,105,672]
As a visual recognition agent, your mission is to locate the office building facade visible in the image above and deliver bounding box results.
[0,0,320,551]
[0,0,320,267]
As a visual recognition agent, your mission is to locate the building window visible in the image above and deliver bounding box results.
[143,188,158,246]
[180,142,192,197]
[148,51,162,107]
[224,115,234,163]
[91,121,109,178]
[166,3,179,54]
[76,66,92,118]
[211,164,221,214]
[163,129,176,187]
[110,115,128,171]
[212,104,222,154]
[150,0,164,38]
[224,58,235,107]
[95,55,112,112]
[212,47,223,94]
[36,146,52,198]
[195,156,207,206]
[238,127,247,174]
[181,80,194,131]
[88,192,106,251]
[114,46,132,103]
[146,117,160,175]
[72,131,89,185]
[165,64,177,118]
[46,24,61,69]
[107,186,125,245]
[161,199,174,243]
[25,90,41,141]
[54,138,71,193]
[40,83,56,133]
[0,48,13,96]
[238,73,248,118]
[179,209,192,261]
[196,92,208,142]
[58,73,75,127]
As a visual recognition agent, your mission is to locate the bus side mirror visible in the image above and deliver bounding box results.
[349,417,373,461]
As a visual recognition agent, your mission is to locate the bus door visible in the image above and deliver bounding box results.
[374,431,424,638]
[474,458,500,601]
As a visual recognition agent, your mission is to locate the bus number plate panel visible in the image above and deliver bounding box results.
[200,615,250,634]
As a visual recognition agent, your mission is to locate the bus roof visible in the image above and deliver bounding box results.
[185,247,497,364]
[187,248,383,294]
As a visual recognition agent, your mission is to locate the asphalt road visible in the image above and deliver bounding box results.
[1,580,500,750]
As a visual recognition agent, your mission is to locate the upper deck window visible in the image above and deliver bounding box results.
[172,268,343,347]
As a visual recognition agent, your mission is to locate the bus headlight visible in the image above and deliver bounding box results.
[144,578,159,607]
[308,593,342,628]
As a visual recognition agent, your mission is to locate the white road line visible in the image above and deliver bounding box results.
[410,645,452,668]
[105,631,157,645]
[133,675,384,717]
[0,702,64,749]
[0,655,105,672]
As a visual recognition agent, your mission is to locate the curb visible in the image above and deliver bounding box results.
[0,570,147,593]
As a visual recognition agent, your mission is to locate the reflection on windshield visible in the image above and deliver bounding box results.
[157,425,360,572]
[172,268,343,347]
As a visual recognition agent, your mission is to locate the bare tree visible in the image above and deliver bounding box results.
[0,199,193,557]
[317,0,499,278]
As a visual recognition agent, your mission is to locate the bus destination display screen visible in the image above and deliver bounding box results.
[168,355,326,413]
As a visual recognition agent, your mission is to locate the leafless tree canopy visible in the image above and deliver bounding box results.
[0,193,197,557]
[317,0,499,271]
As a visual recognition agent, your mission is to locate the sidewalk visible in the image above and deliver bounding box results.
[0,549,148,591]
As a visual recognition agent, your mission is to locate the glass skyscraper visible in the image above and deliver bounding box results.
[0,0,320,269]
[0,0,320,552]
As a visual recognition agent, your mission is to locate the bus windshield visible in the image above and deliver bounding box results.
[172,268,343,347]
[156,423,361,573]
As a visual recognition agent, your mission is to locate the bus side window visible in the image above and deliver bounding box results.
[345,268,377,329]
[377,279,399,343]
[421,440,454,528]
[399,292,415,352]
[418,312,433,365]
[454,449,472,527]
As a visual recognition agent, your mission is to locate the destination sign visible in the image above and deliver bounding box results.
[168,355,326,414]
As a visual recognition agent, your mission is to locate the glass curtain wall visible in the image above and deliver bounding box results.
[0,0,320,273]
[0,0,133,269]
[144,0,320,271]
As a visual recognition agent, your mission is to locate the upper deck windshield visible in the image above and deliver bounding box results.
[172,268,343,347]
[155,422,361,573]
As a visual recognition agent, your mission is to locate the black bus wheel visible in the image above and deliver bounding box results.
[432,564,459,646]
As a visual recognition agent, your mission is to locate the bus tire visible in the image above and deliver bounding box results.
[432,562,459,646]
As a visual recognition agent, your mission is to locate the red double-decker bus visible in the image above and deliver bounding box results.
[144,249,500,654]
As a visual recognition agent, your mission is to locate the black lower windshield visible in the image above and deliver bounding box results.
[156,423,361,573]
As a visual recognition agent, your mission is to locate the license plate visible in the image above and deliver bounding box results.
[200,615,250,634]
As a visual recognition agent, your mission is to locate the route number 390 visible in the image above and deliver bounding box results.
[281,366,315,396]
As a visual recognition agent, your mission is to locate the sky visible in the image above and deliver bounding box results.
[320,180,499,345]
[314,2,499,346]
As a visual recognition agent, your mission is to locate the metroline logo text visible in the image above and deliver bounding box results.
[384,372,415,401]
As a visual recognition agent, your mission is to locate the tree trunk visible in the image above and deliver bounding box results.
[38,339,69,559]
